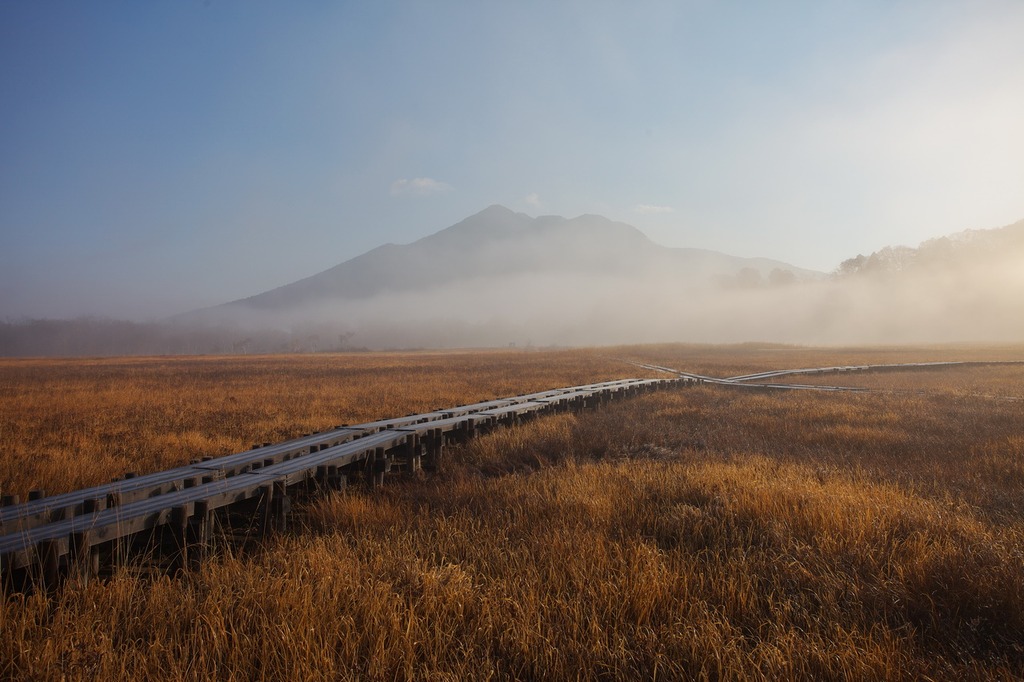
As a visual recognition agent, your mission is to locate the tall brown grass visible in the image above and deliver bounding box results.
[2,346,1023,680]
[0,349,639,499]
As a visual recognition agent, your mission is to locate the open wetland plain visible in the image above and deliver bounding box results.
[2,345,1024,681]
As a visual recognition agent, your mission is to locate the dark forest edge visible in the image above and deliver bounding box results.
[0,318,367,357]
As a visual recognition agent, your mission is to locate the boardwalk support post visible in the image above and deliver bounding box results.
[271,481,290,533]
[170,505,190,574]
[424,428,444,472]
[37,538,60,590]
[372,447,388,488]
[403,435,422,477]
[189,500,212,568]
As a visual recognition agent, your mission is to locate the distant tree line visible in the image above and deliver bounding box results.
[834,221,1024,277]
[716,267,800,290]
[0,318,366,357]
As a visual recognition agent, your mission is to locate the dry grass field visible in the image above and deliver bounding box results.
[2,345,1024,680]
[0,349,639,499]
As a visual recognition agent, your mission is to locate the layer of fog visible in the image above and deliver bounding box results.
[197,254,1024,349]
[5,222,1021,356]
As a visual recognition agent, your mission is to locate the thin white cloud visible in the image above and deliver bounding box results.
[634,204,674,215]
[390,177,453,197]
[524,192,543,210]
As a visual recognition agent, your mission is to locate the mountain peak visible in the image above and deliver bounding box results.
[481,203,516,216]
[417,204,532,249]
[176,205,817,327]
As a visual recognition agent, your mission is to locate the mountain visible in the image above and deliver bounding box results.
[167,205,826,347]
[160,207,1024,349]
[5,211,1023,355]
[200,205,817,314]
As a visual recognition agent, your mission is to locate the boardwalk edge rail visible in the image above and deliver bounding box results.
[1,376,693,590]
[5,359,1018,591]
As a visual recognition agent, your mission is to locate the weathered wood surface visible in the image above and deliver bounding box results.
[633,360,1023,391]
[7,359,1018,590]
[0,380,636,535]
[0,377,683,587]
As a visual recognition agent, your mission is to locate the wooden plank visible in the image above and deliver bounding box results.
[0,377,679,578]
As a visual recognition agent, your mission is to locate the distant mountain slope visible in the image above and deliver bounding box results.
[163,208,1024,349]
[181,205,817,319]
[6,211,1022,355]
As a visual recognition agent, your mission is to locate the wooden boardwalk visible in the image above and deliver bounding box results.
[0,377,686,590]
[3,359,1017,592]
[632,359,1019,392]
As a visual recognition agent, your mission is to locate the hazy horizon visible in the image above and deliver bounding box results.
[3,207,1022,355]
[3,3,1024,327]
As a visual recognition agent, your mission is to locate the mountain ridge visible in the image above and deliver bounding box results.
[181,205,816,320]
[5,209,1022,355]
[162,207,1024,349]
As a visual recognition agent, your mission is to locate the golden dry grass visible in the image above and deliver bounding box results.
[2,345,1024,680]
[0,349,640,499]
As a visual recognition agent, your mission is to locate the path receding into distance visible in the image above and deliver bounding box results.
[626,359,1024,395]
[2,359,1020,592]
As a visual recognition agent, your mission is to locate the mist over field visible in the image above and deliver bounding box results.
[6,6,1024,680]
[166,208,1024,348]
[3,209,1021,355]
[210,262,1023,349]
[4,4,1024,356]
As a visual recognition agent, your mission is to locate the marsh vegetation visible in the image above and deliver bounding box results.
[2,345,1023,680]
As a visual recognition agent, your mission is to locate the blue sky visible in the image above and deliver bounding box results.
[2,1,1023,320]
